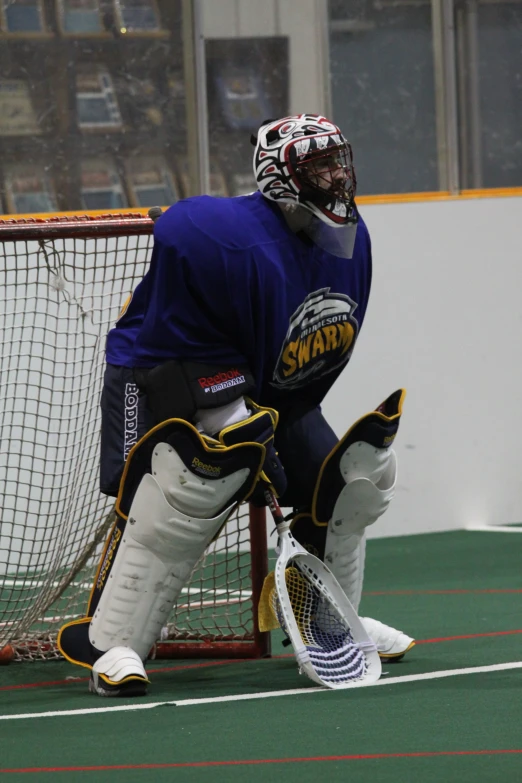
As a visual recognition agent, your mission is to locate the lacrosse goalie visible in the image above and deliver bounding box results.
[58,114,413,695]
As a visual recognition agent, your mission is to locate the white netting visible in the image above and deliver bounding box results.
[0,216,266,660]
[271,563,368,685]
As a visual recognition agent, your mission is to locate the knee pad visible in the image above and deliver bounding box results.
[58,418,264,668]
[292,389,404,609]
[313,389,404,526]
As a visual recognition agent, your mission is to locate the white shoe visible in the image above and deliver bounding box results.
[360,617,415,660]
[89,646,149,697]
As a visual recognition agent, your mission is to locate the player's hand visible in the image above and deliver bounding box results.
[250,439,287,507]
[217,405,287,506]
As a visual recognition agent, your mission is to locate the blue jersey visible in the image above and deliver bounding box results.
[106,191,372,411]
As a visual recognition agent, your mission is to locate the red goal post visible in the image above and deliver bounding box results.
[0,212,270,662]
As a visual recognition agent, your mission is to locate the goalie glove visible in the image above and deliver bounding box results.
[218,399,287,505]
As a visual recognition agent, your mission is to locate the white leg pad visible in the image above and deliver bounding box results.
[324,444,397,609]
[89,442,249,660]
[325,533,367,613]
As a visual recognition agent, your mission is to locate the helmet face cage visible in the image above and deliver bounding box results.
[253,114,358,227]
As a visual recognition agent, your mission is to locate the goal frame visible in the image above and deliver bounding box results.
[0,211,271,661]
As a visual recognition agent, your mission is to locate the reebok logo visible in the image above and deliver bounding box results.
[198,369,245,394]
[191,457,221,477]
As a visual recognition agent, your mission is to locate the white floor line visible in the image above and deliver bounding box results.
[466,524,522,533]
[3,660,522,722]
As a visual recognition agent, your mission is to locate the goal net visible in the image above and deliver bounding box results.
[0,212,270,662]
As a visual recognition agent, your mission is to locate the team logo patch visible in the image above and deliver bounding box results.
[271,288,359,390]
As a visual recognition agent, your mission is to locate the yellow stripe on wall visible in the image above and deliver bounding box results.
[459,187,522,199]
[357,191,452,205]
[357,187,522,205]
[1,187,522,220]
[0,208,157,221]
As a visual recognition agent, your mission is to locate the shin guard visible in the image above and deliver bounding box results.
[58,418,264,678]
[292,389,404,611]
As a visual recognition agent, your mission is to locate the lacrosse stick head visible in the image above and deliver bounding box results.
[271,528,381,689]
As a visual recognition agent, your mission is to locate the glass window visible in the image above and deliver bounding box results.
[3,0,44,32]
[58,0,103,34]
[0,0,186,214]
[4,164,58,213]
[328,0,439,195]
[458,2,522,189]
[114,0,162,32]
[126,155,178,206]
[80,158,127,209]
[204,33,289,200]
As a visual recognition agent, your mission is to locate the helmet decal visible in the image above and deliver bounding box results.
[252,114,357,227]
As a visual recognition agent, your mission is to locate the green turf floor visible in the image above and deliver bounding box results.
[2,530,522,782]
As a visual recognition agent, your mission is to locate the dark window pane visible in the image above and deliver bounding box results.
[0,0,185,214]
[329,2,439,195]
[5,5,42,31]
[82,191,124,209]
[478,4,522,188]
[135,185,173,206]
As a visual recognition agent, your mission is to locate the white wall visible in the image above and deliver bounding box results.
[321,194,522,537]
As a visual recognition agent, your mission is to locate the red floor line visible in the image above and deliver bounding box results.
[0,658,247,692]
[2,749,522,773]
[417,629,522,644]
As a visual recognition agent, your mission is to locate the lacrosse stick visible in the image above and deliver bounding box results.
[262,487,381,689]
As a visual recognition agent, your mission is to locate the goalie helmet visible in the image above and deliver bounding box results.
[252,114,357,228]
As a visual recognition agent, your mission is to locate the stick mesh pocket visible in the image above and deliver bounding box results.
[271,564,368,685]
